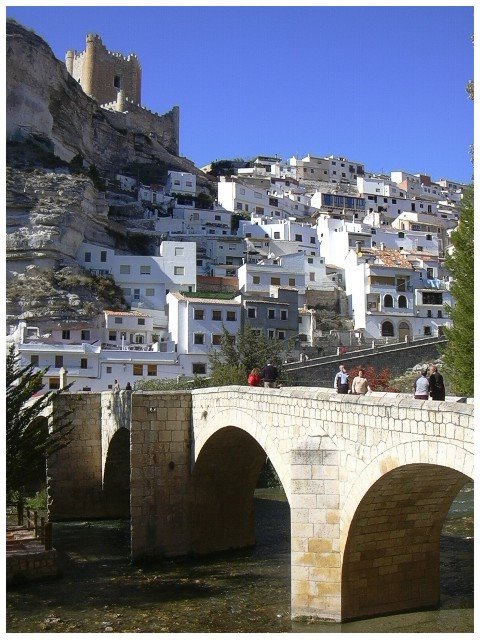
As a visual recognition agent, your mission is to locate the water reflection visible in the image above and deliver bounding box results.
[6,484,473,633]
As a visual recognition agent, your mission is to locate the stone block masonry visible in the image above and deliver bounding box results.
[47,386,473,622]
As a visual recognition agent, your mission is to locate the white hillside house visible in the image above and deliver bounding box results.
[344,247,453,341]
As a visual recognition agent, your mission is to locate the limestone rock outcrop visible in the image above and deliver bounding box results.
[6,19,203,178]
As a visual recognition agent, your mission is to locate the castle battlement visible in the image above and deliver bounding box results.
[65,33,179,155]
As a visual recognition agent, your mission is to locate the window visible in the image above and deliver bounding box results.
[138,318,145,326]
[133,364,143,376]
[122,288,131,297]
[253,276,260,285]
[417,246,423,252]
[268,309,275,319]
[175,247,184,256]
[215,215,221,221]
[100,251,107,263]
[109,331,116,341]
[310,237,316,244]
[237,203,243,210]
[226,311,236,321]
[307,258,314,264]
[31,355,39,366]
[256,206,264,214]
[278,331,285,340]
[62,330,71,340]
[437,310,443,318]
[81,330,90,340]
[80,358,88,369]
[84,252,91,263]
[120,264,130,274]
[281,310,288,321]
[247,307,256,318]
[194,309,205,320]
[49,377,60,390]
[295,234,302,242]
[114,75,121,88]
[268,329,275,339]
[147,364,157,377]
[426,268,434,279]
[212,310,222,321]
[398,232,405,239]
[288,278,295,287]
[55,356,63,368]
[174,266,185,276]
[212,334,222,345]
[426,234,432,241]
[310,272,315,282]
[146,288,155,297]
[194,333,205,344]
[384,295,393,308]
[424,326,432,336]
[427,310,432,318]
[192,363,207,375]
[274,232,280,239]
[186,181,193,187]
[114,317,123,324]
[140,265,151,275]
[422,291,443,305]
[106,366,112,374]
[398,295,407,308]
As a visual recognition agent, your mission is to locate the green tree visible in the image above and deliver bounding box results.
[6,345,74,503]
[442,184,474,396]
[209,325,294,385]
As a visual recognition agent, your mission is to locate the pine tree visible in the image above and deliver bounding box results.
[6,344,75,502]
[442,184,474,396]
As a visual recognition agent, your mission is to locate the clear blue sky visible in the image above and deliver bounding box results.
[6,5,474,183]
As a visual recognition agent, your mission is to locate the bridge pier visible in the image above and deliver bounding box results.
[290,443,342,621]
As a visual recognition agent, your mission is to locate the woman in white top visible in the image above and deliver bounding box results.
[413,367,430,399]
[351,368,370,395]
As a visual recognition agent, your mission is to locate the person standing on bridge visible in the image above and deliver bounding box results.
[247,367,262,387]
[351,368,371,395]
[334,364,349,394]
[429,364,446,401]
[413,366,430,399]
[262,362,279,388]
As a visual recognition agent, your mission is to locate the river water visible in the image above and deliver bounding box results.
[6,483,473,633]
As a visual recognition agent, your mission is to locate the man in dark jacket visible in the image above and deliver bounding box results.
[429,364,446,400]
[262,362,279,388]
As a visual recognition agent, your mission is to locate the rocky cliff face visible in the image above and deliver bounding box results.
[6,19,203,177]
[6,19,209,327]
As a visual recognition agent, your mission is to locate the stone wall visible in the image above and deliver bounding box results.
[7,548,58,585]
[130,391,192,559]
[48,393,103,519]
[286,339,447,388]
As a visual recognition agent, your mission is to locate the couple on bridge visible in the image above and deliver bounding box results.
[334,363,370,395]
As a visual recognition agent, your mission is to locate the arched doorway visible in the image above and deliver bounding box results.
[398,321,411,341]
[341,463,471,621]
[381,321,394,337]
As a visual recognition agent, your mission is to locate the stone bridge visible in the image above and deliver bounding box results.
[47,387,474,622]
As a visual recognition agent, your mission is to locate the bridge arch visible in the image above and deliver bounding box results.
[340,442,473,621]
[102,427,130,518]
[193,404,292,502]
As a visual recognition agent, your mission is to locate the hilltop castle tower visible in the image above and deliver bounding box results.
[66,34,141,106]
